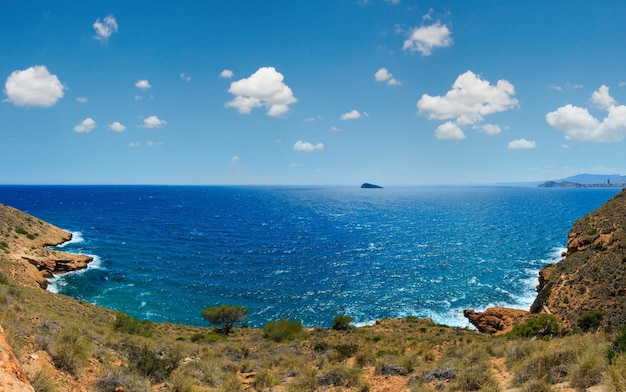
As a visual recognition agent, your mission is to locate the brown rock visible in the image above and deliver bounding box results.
[0,325,34,392]
[464,307,530,335]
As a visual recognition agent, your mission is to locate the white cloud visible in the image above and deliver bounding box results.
[142,115,167,128]
[480,123,502,135]
[340,110,361,120]
[374,68,400,86]
[135,79,152,89]
[220,69,234,78]
[417,70,518,127]
[403,22,452,56]
[74,118,96,133]
[508,139,537,149]
[330,126,341,132]
[293,140,324,152]
[93,14,118,43]
[76,97,87,103]
[226,67,297,117]
[546,103,626,142]
[129,142,140,148]
[231,155,240,163]
[4,65,65,107]
[107,121,126,132]
[590,85,616,109]
[180,73,191,82]
[435,122,466,140]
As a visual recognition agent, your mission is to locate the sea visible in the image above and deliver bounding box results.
[0,185,620,328]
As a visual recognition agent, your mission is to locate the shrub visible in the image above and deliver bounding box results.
[51,328,91,374]
[201,304,248,335]
[607,324,626,364]
[190,331,226,343]
[126,344,182,383]
[605,354,626,392]
[28,368,59,392]
[569,348,605,390]
[334,343,359,361]
[316,364,362,387]
[113,312,153,337]
[577,309,603,332]
[263,318,304,342]
[0,272,8,285]
[332,314,354,330]
[94,369,151,392]
[508,314,561,339]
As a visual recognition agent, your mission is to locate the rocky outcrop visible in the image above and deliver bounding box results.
[0,325,34,392]
[361,183,383,189]
[463,307,530,335]
[0,204,92,288]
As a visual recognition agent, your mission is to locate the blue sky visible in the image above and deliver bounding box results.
[2,0,626,185]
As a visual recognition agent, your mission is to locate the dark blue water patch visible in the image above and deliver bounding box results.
[0,185,620,327]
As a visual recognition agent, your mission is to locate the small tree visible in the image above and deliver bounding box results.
[201,304,248,335]
[332,314,355,331]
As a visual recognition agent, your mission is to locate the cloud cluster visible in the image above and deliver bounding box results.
[226,67,297,117]
[375,68,400,86]
[4,65,65,107]
[293,140,324,152]
[418,70,518,140]
[546,85,626,142]
[93,15,118,43]
[403,22,452,56]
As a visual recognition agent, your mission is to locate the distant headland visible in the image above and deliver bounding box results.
[538,173,626,188]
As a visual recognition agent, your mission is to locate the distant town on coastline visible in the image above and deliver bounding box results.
[538,174,626,188]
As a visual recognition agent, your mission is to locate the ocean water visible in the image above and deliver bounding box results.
[0,185,620,328]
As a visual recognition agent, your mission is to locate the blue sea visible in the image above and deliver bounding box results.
[0,185,620,328]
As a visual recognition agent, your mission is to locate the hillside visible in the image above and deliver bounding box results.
[530,189,626,332]
[1,202,626,391]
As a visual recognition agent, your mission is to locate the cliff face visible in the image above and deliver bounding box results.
[0,204,92,288]
[530,189,626,332]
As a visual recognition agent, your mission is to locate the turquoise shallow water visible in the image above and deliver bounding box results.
[0,185,620,327]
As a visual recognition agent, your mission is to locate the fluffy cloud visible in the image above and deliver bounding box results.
[293,140,324,152]
[508,139,536,149]
[340,110,362,120]
[435,122,466,140]
[4,65,65,107]
[403,22,452,56]
[180,73,191,82]
[74,118,96,133]
[220,69,234,78]
[93,15,118,42]
[135,79,152,89]
[142,115,167,128]
[107,121,126,132]
[374,68,400,86]
[546,104,626,142]
[546,85,626,142]
[226,67,297,117]
[590,85,616,109]
[418,71,518,126]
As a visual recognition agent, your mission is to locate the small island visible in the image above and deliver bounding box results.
[361,183,383,189]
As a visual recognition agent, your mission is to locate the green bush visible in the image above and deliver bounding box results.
[331,314,355,330]
[201,304,248,335]
[508,314,561,339]
[51,328,91,374]
[607,324,626,364]
[126,344,182,383]
[577,309,603,332]
[0,273,8,285]
[263,319,303,342]
[190,331,226,343]
[113,312,153,337]
[334,344,359,361]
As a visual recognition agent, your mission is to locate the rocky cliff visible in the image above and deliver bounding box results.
[530,188,626,332]
[0,204,92,288]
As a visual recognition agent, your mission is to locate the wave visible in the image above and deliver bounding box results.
[55,231,84,247]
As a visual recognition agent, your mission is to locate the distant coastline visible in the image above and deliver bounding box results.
[538,173,626,189]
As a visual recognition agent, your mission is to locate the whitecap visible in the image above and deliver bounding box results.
[55,231,84,247]
[46,254,103,293]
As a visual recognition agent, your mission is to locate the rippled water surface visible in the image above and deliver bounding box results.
[0,185,619,327]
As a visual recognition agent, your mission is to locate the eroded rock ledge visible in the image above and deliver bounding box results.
[0,204,92,289]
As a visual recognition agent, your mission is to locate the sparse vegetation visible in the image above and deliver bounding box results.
[200,304,248,335]
[113,311,154,336]
[508,314,561,339]
[262,318,304,342]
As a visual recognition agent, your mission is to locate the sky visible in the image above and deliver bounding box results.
[2,0,626,185]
